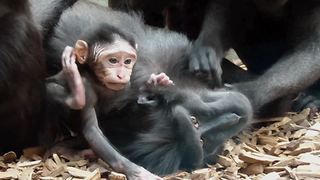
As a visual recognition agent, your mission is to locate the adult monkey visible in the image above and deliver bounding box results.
[42,0,252,176]
[110,0,320,116]
[0,0,45,153]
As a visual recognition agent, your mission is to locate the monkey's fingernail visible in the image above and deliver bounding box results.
[233,114,241,121]
[224,83,233,89]
[194,123,199,129]
[200,138,203,144]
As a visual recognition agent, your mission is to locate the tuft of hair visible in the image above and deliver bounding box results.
[82,23,137,51]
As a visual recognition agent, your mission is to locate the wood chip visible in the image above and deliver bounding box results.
[52,154,62,166]
[291,108,310,123]
[0,168,19,179]
[0,161,7,169]
[286,140,301,151]
[108,171,127,180]
[241,163,263,175]
[48,165,65,177]
[84,168,101,180]
[274,117,292,127]
[305,122,320,136]
[258,136,281,146]
[296,164,320,172]
[39,177,56,180]
[290,143,315,156]
[19,167,34,180]
[284,166,298,180]
[217,155,233,167]
[295,172,320,178]
[190,168,213,179]
[45,159,58,171]
[17,160,42,167]
[239,151,281,164]
[264,166,286,173]
[290,129,307,139]
[2,151,17,163]
[76,159,88,167]
[261,172,280,180]
[299,153,320,165]
[240,143,256,153]
[66,166,92,178]
[0,108,319,179]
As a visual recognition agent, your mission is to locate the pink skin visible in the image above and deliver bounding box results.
[62,46,86,110]
[147,72,174,87]
[62,44,172,110]
[79,149,97,159]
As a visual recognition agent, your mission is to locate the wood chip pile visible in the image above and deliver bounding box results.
[1,108,320,180]
[0,150,126,180]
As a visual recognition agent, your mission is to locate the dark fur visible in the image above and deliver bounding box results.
[41,22,138,145]
[30,0,78,45]
[30,0,78,76]
[32,1,161,179]
[0,0,45,153]
[104,86,251,175]
[34,0,252,176]
[111,0,320,117]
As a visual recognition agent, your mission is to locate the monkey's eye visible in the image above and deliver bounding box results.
[124,59,132,64]
[109,58,118,64]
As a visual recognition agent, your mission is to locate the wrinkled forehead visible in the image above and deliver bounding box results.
[93,35,137,59]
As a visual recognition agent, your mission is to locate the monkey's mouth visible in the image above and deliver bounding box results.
[108,82,127,85]
[105,82,127,91]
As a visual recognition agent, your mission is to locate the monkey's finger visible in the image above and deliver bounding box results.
[199,50,211,74]
[70,54,76,65]
[158,76,170,83]
[62,46,73,67]
[154,73,168,85]
[207,48,222,86]
[189,54,200,72]
[147,73,156,84]
[207,48,216,72]
[65,46,74,65]
[65,46,73,54]
[159,78,174,86]
[155,73,167,81]
[62,50,68,67]
[157,72,166,77]
[67,53,73,66]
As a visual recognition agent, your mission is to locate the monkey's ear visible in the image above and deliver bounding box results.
[74,40,89,64]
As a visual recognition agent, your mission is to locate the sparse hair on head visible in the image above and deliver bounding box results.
[81,23,137,50]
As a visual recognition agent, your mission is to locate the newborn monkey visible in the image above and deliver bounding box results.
[44,24,172,180]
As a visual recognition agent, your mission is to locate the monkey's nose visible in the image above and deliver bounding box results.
[117,74,124,79]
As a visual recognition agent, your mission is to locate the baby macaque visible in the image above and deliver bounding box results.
[44,24,172,180]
